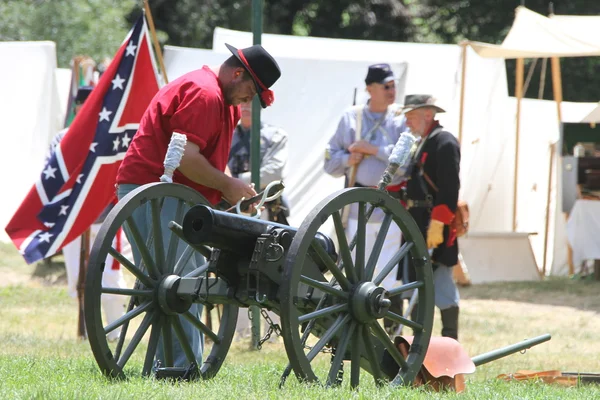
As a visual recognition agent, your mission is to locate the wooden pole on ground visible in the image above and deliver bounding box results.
[77,229,90,340]
[452,42,471,285]
[143,0,168,84]
[512,58,525,232]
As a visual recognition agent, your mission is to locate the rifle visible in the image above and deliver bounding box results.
[342,88,360,228]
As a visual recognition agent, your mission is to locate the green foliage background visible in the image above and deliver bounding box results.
[1,0,599,101]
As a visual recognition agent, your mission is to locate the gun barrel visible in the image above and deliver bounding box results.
[182,205,293,254]
[471,334,551,367]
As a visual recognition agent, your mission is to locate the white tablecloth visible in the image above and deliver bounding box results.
[566,199,600,267]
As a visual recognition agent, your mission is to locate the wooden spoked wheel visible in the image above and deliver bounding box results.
[85,182,238,380]
[280,188,434,388]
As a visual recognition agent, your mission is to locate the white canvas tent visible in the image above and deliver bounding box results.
[211,27,554,282]
[0,41,67,242]
[466,6,600,276]
[469,7,600,58]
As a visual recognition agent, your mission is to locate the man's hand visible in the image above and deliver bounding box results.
[348,152,364,166]
[349,140,378,156]
[426,219,445,249]
[221,177,257,205]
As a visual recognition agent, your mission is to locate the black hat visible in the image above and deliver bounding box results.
[225,43,281,108]
[75,86,93,105]
[365,63,395,85]
[401,94,446,113]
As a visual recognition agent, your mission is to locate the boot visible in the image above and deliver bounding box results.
[440,306,459,341]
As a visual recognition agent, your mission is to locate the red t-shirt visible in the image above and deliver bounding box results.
[117,66,240,204]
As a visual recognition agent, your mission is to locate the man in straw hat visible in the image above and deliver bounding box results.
[399,94,461,340]
[116,43,281,367]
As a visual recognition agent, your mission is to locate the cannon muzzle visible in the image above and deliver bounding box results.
[182,205,294,254]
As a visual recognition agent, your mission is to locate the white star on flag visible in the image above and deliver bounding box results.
[43,222,55,228]
[90,142,98,153]
[113,136,121,151]
[43,165,57,180]
[99,107,113,122]
[112,74,126,90]
[76,174,84,184]
[59,205,70,216]
[126,42,137,56]
[38,232,53,243]
[121,133,131,148]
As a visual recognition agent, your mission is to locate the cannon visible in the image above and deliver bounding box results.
[84,176,438,387]
[84,129,552,389]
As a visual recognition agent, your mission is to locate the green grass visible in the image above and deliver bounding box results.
[1,241,600,398]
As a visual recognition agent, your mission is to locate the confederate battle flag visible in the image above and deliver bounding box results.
[5,14,161,264]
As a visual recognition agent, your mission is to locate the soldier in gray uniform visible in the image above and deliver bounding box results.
[228,101,289,224]
[324,64,408,334]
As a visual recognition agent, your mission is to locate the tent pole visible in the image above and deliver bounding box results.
[550,57,563,122]
[458,42,467,144]
[550,56,571,275]
[542,143,555,276]
[513,58,524,232]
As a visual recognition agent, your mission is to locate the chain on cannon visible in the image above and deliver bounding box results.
[248,307,283,350]
[83,131,551,390]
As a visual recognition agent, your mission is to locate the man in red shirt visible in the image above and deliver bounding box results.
[118,43,280,204]
[116,43,281,368]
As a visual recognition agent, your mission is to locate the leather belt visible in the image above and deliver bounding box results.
[405,199,433,209]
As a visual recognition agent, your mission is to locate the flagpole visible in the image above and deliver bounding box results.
[143,0,168,83]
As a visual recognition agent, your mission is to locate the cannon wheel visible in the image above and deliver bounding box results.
[85,182,238,380]
[280,188,434,388]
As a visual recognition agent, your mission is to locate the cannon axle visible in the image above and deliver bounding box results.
[157,275,193,315]
[350,283,391,323]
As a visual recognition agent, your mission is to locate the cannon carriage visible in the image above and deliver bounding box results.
[84,180,436,388]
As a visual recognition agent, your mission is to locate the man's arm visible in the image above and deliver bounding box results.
[178,141,256,204]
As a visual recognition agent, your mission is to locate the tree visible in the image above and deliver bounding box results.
[0,0,137,68]
[135,1,415,49]
[411,0,600,101]
[2,0,598,102]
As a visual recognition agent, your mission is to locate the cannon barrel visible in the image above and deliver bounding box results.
[471,333,551,367]
[182,205,294,254]
[182,205,338,267]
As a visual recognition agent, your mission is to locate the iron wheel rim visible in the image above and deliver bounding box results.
[84,182,239,380]
[280,187,434,388]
